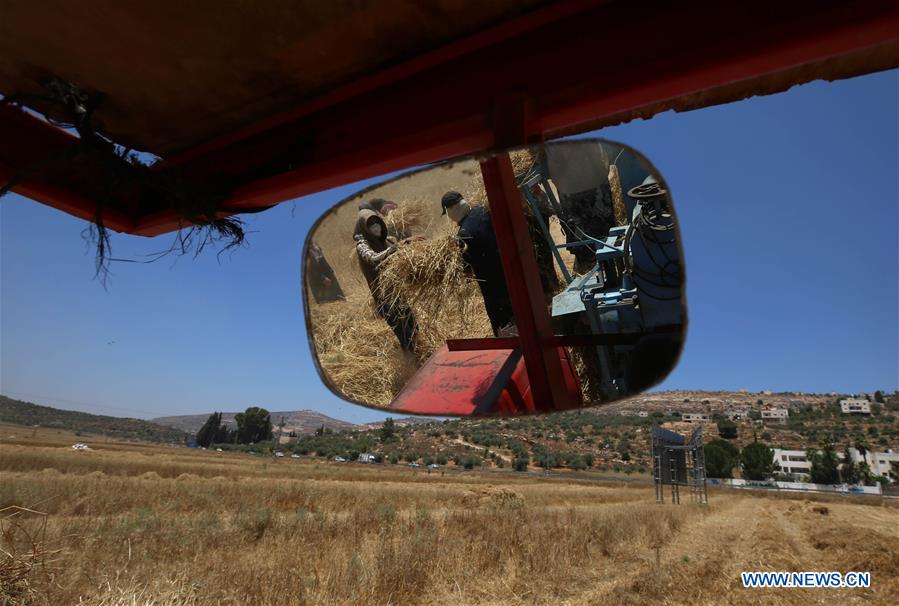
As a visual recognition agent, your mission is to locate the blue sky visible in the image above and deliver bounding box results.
[2,70,897,424]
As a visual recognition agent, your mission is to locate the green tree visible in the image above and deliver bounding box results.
[840,447,859,484]
[705,439,739,478]
[856,462,875,485]
[214,422,230,444]
[741,442,775,481]
[717,420,738,439]
[568,455,587,470]
[807,444,840,484]
[873,390,884,403]
[854,437,869,464]
[196,412,223,448]
[512,457,529,472]
[380,418,397,442]
[234,407,273,444]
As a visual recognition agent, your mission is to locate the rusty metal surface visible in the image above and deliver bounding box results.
[0,0,551,155]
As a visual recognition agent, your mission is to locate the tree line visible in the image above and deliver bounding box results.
[196,407,273,447]
[704,437,891,486]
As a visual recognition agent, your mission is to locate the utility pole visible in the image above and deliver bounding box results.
[274,416,286,459]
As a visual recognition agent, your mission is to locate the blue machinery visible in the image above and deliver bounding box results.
[518,162,683,399]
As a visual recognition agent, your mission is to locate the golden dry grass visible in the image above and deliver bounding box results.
[2,441,898,605]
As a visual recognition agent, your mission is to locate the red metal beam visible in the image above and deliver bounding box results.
[481,152,574,411]
[149,0,899,235]
[3,0,898,235]
[444,328,682,351]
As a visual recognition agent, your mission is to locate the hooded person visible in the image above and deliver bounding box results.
[353,209,418,353]
[358,197,407,239]
[441,191,515,336]
[305,241,345,303]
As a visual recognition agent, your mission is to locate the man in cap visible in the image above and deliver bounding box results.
[442,191,514,336]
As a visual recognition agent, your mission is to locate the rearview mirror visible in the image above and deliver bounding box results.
[302,139,686,416]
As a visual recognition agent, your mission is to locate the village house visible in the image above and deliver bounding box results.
[761,408,789,423]
[840,398,871,415]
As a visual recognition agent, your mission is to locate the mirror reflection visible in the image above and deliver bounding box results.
[303,140,685,415]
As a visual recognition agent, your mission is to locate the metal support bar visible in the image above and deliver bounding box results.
[521,186,573,283]
[480,153,573,411]
[446,326,681,352]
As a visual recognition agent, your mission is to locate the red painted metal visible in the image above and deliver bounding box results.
[445,337,521,352]
[388,344,581,415]
[480,152,575,412]
[2,1,897,235]
[445,328,682,351]
[160,0,605,168]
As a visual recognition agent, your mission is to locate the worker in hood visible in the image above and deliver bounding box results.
[353,210,418,353]
[441,191,515,336]
[305,241,345,303]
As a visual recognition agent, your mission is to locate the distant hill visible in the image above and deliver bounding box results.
[152,409,357,435]
[0,395,188,443]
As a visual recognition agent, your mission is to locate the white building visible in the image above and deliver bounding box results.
[761,408,789,423]
[726,409,750,421]
[682,413,709,423]
[774,449,813,477]
[840,398,871,414]
[774,448,899,482]
[637,411,649,418]
[859,449,899,478]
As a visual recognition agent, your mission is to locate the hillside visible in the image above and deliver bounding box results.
[269,389,898,475]
[152,409,356,435]
[0,395,187,443]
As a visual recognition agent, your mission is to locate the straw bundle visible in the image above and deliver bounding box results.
[377,234,493,355]
[376,234,466,314]
[386,198,431,240]
[608,164,628,225]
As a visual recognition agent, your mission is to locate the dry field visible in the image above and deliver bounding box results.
[1,437,897,606]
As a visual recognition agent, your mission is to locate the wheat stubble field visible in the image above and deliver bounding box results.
[1,434,897,605]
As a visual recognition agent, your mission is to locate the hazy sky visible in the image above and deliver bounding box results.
[2,69,897,424]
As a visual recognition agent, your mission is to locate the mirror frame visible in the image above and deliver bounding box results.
[301,138,688,416]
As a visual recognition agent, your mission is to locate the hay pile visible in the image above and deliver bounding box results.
[310,292,418,407]
[377,234,493,356]
[310,230,493,407]
[376,234,467,316]
[386,198,431,240]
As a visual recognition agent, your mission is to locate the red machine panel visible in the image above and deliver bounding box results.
[389,345,582,416]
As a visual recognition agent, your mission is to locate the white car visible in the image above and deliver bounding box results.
[408,462,420,468]
[71,443,90,450]
[334,456,347,462]
[428,463,439,469]
[291,454,300,459]
[275,451,284,457]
